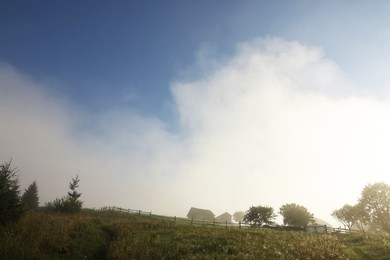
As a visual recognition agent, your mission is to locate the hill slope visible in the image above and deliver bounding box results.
[0,210,389,259]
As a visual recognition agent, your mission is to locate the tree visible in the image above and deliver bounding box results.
[233,211,245,223]
[353,203,370,232]
[359,182,390,232]
[21,181,39,210]
[67,175,82,209]
[46,175,83,213]
[243,205,277,226]
[279,203,314,228]
[332,204,369,232]
[332,204,355,231]
[0,160,24,225]
[66,175,82,212]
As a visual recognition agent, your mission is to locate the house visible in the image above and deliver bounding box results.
[215,212,232,223]
[187,207,215,221]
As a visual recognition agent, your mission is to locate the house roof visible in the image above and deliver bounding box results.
[216,212,232,219]
[187,207,215,218]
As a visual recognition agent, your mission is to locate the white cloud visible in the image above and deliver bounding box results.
[171,37,390,224]
[2,38,390,226]
[0,64,182,212]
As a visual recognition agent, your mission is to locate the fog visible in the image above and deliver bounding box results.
[2,38,390,226]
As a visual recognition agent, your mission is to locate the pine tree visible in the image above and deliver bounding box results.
[0,160,24,225]
[46,175,83,213]
[68,175,81,201]
[21,181,39,210]
[67,175,82,212]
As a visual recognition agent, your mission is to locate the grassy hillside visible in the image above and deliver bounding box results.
[1,210,390,259]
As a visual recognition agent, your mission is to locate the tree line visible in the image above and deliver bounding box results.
[233,182,390,233]
[232,203,315,229]
[332,182,390,233]
[0,160,83,226]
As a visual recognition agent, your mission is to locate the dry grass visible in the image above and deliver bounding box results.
[1,210,390,259]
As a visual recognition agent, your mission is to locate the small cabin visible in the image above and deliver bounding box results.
[215,212,232,223]
[187,207,215,221]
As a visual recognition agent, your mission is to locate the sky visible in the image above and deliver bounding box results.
[1,1,390,226]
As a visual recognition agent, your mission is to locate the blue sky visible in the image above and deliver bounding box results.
[2,1,390,225]
[2,1,243,116]
[4,1,389,116]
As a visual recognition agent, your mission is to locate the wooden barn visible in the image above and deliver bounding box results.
[187,207,215,221]
[215,212,232,223]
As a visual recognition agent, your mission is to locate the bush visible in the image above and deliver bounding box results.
[46,197,82,213]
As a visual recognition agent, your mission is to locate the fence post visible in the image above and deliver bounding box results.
[239,221,241,229]
[139,210,141,215]
[150,211,152,217]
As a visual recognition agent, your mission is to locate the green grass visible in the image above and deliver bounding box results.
[0,211,111,259]
[339,233,390,259]
[1,210,390,259]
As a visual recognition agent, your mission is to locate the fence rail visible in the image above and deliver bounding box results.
[327,226,360,234]
[100,206,242,228]
[98,206,359,234]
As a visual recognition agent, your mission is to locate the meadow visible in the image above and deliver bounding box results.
[1,210,390,259]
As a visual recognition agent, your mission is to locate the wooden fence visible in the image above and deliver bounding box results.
[99,206,239,228]
[326,226,361,234]
[99,206,358,234]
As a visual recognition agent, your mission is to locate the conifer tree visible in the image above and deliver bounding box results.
[68,175,81,201]
[0,160,24,225]
[46,175,82,213]
[67,175,82,212]
[21,181,39,210]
